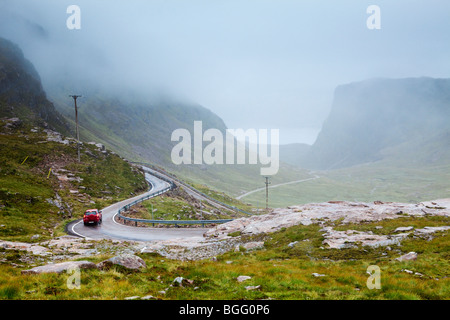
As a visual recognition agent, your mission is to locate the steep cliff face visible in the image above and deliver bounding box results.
[0,37,68,133]
[301,77,450,169]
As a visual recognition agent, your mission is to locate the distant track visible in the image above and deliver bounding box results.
[236,175,320,200]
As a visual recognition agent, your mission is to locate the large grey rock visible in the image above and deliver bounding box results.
[21,260,97,274]
[97,254,146,271]
[245,285,260,291]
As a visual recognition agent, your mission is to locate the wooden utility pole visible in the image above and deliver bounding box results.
[69,95,82,162]
[264,176,270,213]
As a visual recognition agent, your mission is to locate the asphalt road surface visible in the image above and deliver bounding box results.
[67,169,208,241]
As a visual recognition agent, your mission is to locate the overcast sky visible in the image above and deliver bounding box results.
[1,0,449,144]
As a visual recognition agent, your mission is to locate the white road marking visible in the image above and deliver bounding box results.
[112,211,122,226]
[71,220,87,238]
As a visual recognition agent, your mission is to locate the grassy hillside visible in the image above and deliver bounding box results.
[48,85,228,166]
[0,118,147,242]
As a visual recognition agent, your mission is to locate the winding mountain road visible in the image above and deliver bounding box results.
[67,168,208,242]
[67,165,314,241]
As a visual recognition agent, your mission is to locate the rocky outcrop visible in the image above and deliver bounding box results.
[321,227,409,249]
[40,235,97,256]
[414,226,450,238]
[205,199,450,239]
[21,260,97,274]
[137,199,450,260]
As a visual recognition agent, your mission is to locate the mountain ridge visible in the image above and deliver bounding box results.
[298,77,450,170]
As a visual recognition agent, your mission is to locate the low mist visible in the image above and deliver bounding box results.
[1,0,449,144]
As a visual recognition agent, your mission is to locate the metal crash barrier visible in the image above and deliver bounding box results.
[116,166,235,227]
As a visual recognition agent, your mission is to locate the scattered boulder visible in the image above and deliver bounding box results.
[97,254,146,271]
[288,241,298,248]
[312,273,326,277]
[237,275,252,283]
[394,226,414,232]
[401,269,414,274]
[173,276,184,285]
[172,276,194,287]
[396,252,418,262]
[240,241,264,251]
[44,129,70,145]
[4,118,22,129]
[245,285,260,291]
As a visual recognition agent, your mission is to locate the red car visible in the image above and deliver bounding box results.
[83,209,102,226]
